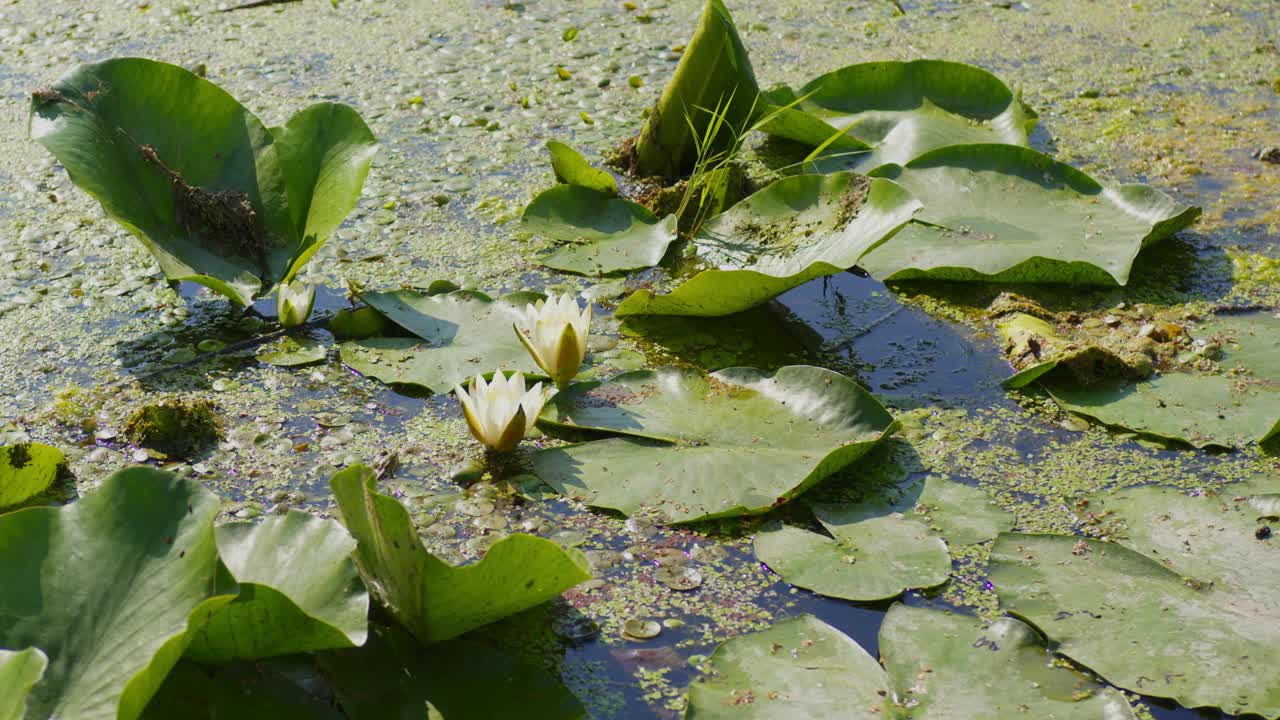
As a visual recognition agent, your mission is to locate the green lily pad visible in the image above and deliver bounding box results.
[755,476,1010,601]
[532,365,898,523]
[255,336,327,367]
[29,58,375,305]
[183,510,369,664]
[684,608,1135,719]
[879,605,1137,719]
[522,185,678,276]
[857,144,1200,285]
[0,443,64,508]
[546,140,617,194]
[615,174,920,317]
[0,648,46,720]
[339,289,545,393]
[991,481,1280,718]
[1046,312,1280,450]
[0,467,236,720]
[320,624,585,720]
[761,59,1036,172]
[141,661,344,720]
[632,0,759,179]
[330,464,591,643]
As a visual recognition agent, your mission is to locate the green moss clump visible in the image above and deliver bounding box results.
[123,398,222,456]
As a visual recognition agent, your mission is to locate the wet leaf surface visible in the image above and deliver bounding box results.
[523,185,678,276]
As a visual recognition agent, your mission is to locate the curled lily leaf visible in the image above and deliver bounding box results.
[276,280,316,328]
[453,372,548,452]
[514,294,591,389]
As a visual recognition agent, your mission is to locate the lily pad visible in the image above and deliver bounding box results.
[29,58,375,305]
[255,336,327,366]
[546,140,617,194]
[320,624,585,720]
[754,476,1011,601]
[684,608,1135,719]
[0,648,46,720]
[879,605,1137,719]
[532,365,898,523]
[330,464,591,643]
[990,481,1280,718]
[761,59,1036,172]
[1011,312,1280,449]
[522,185,678,276]
[0,443,64,508]
[141,661,344,720]
[0,467,235,720]
[857,144,1200,285]
[339,289,545,393]
[183,510,369,663]
[615,174,920,317]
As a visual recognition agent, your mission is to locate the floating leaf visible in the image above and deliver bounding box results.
[857,144,1199,285]
[320,624,585,720]
[533,365,897,523]
[1009,312,1280,449]
[991,482,1280,718]
[615,174,919,316]
[0,443,64,508]
[632,0,759,178]
[29,58,375,304]
[141,661,344,720]
[339,289,545,393]
[684,608,1135,719]
[0,648,46,720]
[522,185,677,275]
[755,476,1010,601]
[330,465,591,643]
[761,59,1036,172]
[879,605,1137,719]
[184,510,369,664]
[0,467,235,720]
[255,335,327,367]
[546,140,617,194]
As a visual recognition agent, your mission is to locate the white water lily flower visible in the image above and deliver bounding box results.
[514,294,592,389]
[277,280,315,328]
[453,371,548,452]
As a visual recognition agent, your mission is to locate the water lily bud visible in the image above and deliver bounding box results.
[277,280,315,328]
[453,371,548,452]
[514,294,592,389]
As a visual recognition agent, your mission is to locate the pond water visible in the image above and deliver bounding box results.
[1,0,1277,718]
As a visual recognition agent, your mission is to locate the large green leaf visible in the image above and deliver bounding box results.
[1045,312,1280,450]
[684,609,1135,719]
[0,467,235,720]
[632,0,759,179]
[685,614,888,719]
[761,59,1036,172]
[532,366,898,523]
[330,465,591,644]
[141,661,344,720]
[320,624,585,720]
[991,482,1280,718]
[755,476,1011,601]
[339,289,545,393]
[0,649,46,720]
[879,605,1136,719]
[0,443,64,509]
[271,102,378,282]
[858,144,1199,284]
[615,174,920,317]
[29,58,374,304]
[184,510,369,664]
[546,140,618,194]
[522,185,678,276]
